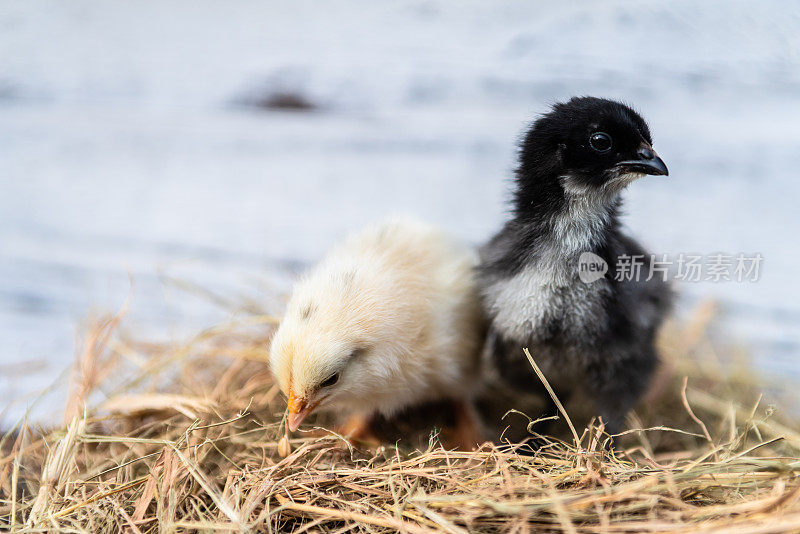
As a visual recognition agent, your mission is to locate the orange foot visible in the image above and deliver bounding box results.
[339,414,381,447]
[445,400,484,451]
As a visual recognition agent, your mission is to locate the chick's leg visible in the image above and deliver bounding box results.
[585,344,657,438]
[339,414,380,446]
[449,400,484,451]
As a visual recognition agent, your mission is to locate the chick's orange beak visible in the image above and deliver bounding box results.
[287,391,320,432]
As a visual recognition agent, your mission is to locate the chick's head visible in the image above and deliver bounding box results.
[518,96,668,198]
[270,262,415,431]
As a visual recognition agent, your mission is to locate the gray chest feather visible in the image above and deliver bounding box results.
[483,262,611,345]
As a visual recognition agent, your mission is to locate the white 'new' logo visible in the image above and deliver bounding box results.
[578,252,608,284]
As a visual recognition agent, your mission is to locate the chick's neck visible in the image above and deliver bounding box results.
[511,166,622,254]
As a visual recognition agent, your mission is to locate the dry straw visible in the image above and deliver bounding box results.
[2,299,800,532]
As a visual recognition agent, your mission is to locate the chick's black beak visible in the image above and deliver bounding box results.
[616,146,669,176]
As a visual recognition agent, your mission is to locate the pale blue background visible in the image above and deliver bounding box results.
[2,0,799,422]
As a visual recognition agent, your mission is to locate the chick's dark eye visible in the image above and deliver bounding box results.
[589,132,613,153]
[320,373,340,388]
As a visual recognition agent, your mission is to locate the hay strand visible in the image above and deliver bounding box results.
[2,304,800,532]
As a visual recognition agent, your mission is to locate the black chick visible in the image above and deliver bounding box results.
[479,97,672,436]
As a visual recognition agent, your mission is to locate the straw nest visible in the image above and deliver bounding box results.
[2,299,800,533]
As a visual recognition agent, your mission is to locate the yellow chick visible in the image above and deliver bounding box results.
[269,218,485,447]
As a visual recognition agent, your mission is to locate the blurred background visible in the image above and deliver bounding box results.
[1,0,799,424]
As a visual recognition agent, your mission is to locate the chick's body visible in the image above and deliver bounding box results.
[479,97,672,435]
[270,219,484,436]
